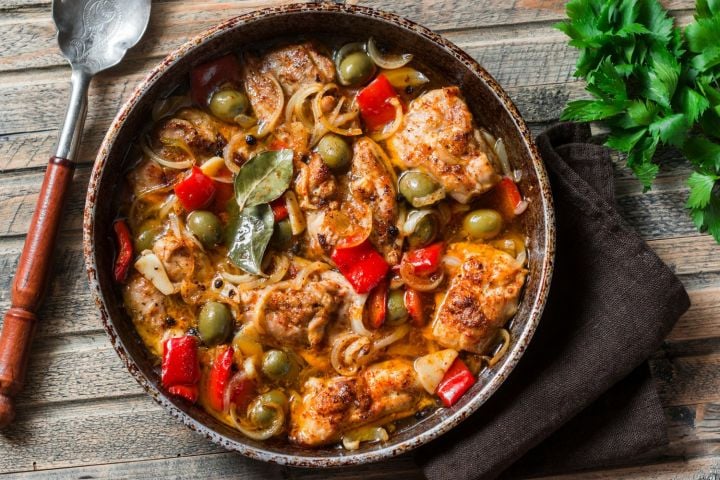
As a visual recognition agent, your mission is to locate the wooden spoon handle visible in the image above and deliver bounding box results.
[0,157,75,427]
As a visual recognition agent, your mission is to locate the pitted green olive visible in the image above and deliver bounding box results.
[197,301,232,345]
[399,171,440,204]
[209,89,248,122]
[317,134,351,171]
[338,52,376,86]
[187,210,222,247]
[463,209,503,240]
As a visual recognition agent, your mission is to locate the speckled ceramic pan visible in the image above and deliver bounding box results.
[83,2,555,467]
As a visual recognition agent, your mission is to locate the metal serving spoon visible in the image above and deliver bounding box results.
[0,0,151,427]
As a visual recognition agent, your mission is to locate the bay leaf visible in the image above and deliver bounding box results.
[225,203,274,275]
[234,149,294,210]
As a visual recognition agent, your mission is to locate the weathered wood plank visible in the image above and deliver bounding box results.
[652,355,720,407]
[669,288,720,342]
[535,455,720,480]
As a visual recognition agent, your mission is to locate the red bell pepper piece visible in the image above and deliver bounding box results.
[436,358,476,407]
[493,177,523,220]
[367,279,388,328]
[229,374,255,412]
[175,166,216,211]
[331,240,390,294]
[207,346,235,412]
[168,384,199,403]
[404,242,444,276]
[113,219,133,283]
[357,74,398,131]
[190,54,242,107]
[270,197,289,222]
[162,336,200,401]
[210,180,234,214]
[404,289,424,327]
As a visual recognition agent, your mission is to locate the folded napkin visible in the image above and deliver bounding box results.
[415,123,691,480]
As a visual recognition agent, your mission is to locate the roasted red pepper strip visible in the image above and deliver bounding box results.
[367,279,388,329]
[207,346,234,412]
[230,374,255,412]
[113,219,133,283]
[404,289,424,327]
[190,54,243,107]
[436,358,476,407]
[175,166,217,211]
[168,384,199,403]
[270,197,289,222]
[404,242,444,276]
[357,74,399,131]
[162,336,200,400]
[331,240,390,294]
[493,177,523,220]
[210,180,234,214]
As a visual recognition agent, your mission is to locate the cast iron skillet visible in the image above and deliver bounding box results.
[83,3,555,467]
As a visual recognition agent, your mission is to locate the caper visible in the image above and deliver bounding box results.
[408,213,438,248]
[317,134,351,171]
[262,350,292,380]
[197,301,233,346]
[271,219,293,249]
[463,209,503,240]
[338,52,376,86]
[209,89,248,122]
[187,210,222,248]
[399,171,440,204]
[134,218,162,252]
[386,289,409,325]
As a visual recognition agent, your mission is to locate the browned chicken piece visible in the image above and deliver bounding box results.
[289,359,425,447]
[152,230,196,283]
[272,121,311,165]
[388,87,501,203]
[260,271,346,348]
[260,42,335,96]
[301,137,401,264]
[241,55,285,134]
[350,137,401,265]
[126,158,173,196]
[152,107,232,159]
[432,244,526,353]
[123,272,193,356]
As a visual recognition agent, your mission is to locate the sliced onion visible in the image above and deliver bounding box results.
[370,97,404,142]
[514,199,529,216]
[134,250,175,295]
[367,37,413,69]
[141,137,194,170]
[232,328,264,359]
[410,187,446,208]
[441,254,462,269]
[482,328,511,367]
[414,349,458,394]
[372,324,410,350]
[330,333,371,376]
[349,292,372,336]
[342,426,389,451]
[223,132,246,174]
[286,83,322,126]
[494,138,512,178]
[381,67,429,88]
[284,191,306,235]
[312,84,362,137]
[334,42,367,86]
[234,114,258,129]
[200,156,232,183]
[229,401,285,441]
[399,260,444,292]
[255,73,284,138]
[365,137,398,185]
[223,371,249,414]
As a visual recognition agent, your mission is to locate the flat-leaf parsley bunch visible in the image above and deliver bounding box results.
[557,0,720,241]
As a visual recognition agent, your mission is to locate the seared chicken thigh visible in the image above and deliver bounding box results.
[432,244,526,353]
[388,87,501,203]
[289,359,425,446]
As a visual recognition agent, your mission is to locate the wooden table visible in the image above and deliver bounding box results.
[0,0,718,478]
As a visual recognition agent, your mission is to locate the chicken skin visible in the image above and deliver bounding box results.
[432,244,526,353]
[388,87,501,203]
[289,359,426,446]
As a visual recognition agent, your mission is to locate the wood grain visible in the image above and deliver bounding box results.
[0,0,718,478]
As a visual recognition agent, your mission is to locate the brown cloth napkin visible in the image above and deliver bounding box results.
[415,123,691,479]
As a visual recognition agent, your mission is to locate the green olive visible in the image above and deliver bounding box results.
[187,210,222,248]
[261,350,292,380]
[338,52,376,86]
[271,219,293,249]
[463,209,503,240]
[248,389,288,428]
[408,213,438,248]
[386,289,409,325]
[134,219,162,252]
[317,134,351,171]
[399,171,440,204]
[209,89,248,122]
[197,301,233,346]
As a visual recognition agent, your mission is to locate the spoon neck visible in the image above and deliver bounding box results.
[55,69,91,161]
